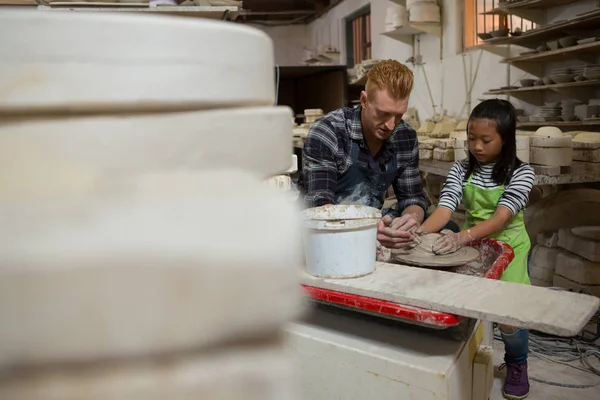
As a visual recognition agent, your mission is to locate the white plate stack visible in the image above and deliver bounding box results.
[561,100,581,122]
[0,10,302,400]
[531,103,562,122]
[584,64,600,80]
[385,2,408,32]
[408,0,441,23]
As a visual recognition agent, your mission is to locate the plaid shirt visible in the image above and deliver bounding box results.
[302,106,428,219]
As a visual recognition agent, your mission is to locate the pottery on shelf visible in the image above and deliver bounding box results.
[490,28,509,38]
[520,79,536,87]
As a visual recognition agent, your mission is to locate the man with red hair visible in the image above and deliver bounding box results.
[303,60,457,248]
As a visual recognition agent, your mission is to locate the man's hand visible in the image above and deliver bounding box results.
[432,230,468,255]
[377,215,417,249]
[391,213,420,233]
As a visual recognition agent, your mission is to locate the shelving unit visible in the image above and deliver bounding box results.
[502,41,600,64]
[303,51,341,65]
[380,0,441,45]
[479,9,600,48]
[477,1,600,132]
[485,80,600,99]
[517,120,600,128]
[480,0,582,23]
[381,22,442,44]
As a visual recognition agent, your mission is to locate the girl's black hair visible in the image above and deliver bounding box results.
[464,99,522,186]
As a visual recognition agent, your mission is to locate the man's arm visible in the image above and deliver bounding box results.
[302,120,339,207]
[388,138,428,220]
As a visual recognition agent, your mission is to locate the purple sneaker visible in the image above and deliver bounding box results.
[501,362,530,399]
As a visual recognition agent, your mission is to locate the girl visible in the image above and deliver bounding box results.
[419,99,535,400]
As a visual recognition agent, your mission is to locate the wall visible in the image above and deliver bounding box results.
[303,0,599,123]
[251,24,309,66]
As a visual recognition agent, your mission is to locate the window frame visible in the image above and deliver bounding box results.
[463,0,536,51]
[345,5,371,67]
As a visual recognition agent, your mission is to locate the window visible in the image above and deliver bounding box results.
[463,0,536,49]
[345,6,371,67]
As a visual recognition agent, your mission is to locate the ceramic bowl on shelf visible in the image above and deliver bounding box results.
[520,79,536,87]
[558,36,579,48]
[536,44,550,52]
[547,40,560,50]
[542,77,555,85]
[490,28,509,38]
[549,74,575,84]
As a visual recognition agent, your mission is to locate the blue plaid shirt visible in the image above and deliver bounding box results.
[302,106,428,219]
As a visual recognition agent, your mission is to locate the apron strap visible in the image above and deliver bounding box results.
[349,139,361,162]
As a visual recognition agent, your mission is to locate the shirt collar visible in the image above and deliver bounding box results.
[349,105,364,141]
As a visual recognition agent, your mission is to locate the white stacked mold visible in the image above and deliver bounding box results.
[0,10,301,400]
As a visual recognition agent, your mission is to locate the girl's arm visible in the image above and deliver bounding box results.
[420,161,466,234]
[433,206,513,254]
[420,206,453,233]
[433,164,535,254]
[456,206,513,243]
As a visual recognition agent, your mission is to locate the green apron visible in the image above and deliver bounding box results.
[463,174,531,285]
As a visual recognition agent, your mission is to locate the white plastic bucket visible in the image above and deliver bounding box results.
[302,205,381,279]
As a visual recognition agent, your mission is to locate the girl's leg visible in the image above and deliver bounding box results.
[499,324,530,399]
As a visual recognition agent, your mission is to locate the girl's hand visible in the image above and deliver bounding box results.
[432,231,472,255]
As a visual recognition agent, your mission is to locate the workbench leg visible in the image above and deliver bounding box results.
[472,345,494,400]
[481,321,494,347]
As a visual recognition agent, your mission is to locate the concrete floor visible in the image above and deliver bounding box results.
[490,338,600,400]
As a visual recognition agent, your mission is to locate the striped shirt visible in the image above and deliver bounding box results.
[302,106,428,218]
[438,160,535,215]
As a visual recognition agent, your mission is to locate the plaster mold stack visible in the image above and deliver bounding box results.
[572,131,600,174]
[529,127,573,175]
[0,10,302,399]
[417,120,436,140]
[418,137,435,160]
[451,121,468,161]
[554,227,600,298]
[529,232,566,287]
[403,107,420,131]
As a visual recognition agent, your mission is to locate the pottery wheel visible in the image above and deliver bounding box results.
[390,233,480,268]
[571,226,600,241]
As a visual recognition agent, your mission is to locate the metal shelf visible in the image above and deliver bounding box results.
[481,0,582,15]
[486,80,600,95]
[502,40,600,64]
[479,9,600,48]
[517,120,600,128]
[381,22,441,45]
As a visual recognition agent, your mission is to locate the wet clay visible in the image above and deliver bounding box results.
[390,233,480,268]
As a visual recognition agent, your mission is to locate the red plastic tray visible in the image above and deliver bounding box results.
[301,239,514,328]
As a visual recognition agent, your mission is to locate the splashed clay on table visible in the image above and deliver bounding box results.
[390,233,480,268]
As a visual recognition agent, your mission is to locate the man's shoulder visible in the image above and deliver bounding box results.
[307,107,355,141]
[390,120,418,148]
[319,107,356,127]
[393,120,417,137]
